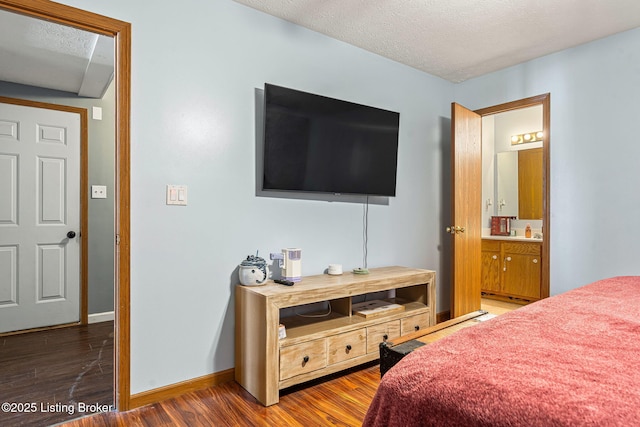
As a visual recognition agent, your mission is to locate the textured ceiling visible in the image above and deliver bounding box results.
[3,1,640,93]
[0,9,114,98]
[233,0,640,82]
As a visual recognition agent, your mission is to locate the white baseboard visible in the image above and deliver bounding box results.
[88,311,115,323]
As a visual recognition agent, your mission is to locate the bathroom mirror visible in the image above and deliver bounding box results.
[482,104,543,224]
[496,151,518,217]
[495,148,543,220]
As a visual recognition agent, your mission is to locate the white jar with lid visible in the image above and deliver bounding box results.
[238,255,269,286]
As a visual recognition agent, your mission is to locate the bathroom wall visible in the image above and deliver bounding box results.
[455,26,640,294]
[482,106,544,233]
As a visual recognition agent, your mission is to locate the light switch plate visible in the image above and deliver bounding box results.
[92,106,103,120]
[91,185,107,199]
[166,185,187,206]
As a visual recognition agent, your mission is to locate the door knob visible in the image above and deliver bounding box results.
[67,231,76,239]
[446,226,466,234]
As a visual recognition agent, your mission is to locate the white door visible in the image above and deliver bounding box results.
[0,101,81,333]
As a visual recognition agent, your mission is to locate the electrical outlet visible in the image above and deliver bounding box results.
[91,185,107,199]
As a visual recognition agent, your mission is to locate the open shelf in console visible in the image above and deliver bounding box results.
[279,291,430,345]
[394,283,429,305]
[279,296,355,344]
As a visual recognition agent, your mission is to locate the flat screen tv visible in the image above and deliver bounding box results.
[262,83,399,197]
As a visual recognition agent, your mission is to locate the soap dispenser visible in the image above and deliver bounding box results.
[525,223,532,238]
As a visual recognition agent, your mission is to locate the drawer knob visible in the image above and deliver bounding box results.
[346,344,352,352]
[532,258,538,263]
[383,334,388,341]
[414,325,420,331]
[492,255,498,260]
[302,355,309,365]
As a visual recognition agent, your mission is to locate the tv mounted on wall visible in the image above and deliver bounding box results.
[262,83,400,197]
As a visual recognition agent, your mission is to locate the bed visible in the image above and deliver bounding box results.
[363,276,640,427]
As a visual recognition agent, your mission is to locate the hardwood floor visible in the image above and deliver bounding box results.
[0,322,114,427]
[57,299,520,427]
[0,299,518,426]
[60,363,381,427]
[481,298,523,315]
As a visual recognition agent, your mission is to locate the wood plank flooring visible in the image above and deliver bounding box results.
[60,363,381,427]
[0,299,520,427]
[481,298,523,315]
[57,299,520,427]
[415,299,521,344]
[0,321,114,427]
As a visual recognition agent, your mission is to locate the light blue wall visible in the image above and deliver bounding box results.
[454,27,640,295]
[57,0,640,395]
[58,0,453,393]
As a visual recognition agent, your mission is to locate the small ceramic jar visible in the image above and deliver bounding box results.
[238,255,269,286]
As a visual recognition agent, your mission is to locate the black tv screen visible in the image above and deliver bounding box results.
[262,84,399,197]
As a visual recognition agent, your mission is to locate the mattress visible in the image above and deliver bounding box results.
[363,276,640,427]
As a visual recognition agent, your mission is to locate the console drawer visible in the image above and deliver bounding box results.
[280,339,327,380]
[401,312,431,335]
[327,329,366,365]
[366,320,401,354]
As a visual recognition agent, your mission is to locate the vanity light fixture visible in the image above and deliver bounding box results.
[511,131,543,145]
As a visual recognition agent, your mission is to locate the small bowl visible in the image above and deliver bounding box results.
[328,264,343,275]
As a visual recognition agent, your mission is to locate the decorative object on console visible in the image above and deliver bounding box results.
[238,254,269,286]
[352,300,405,319]
[278,324,287,339]
[328,264,343,275]
[270,248,302,282]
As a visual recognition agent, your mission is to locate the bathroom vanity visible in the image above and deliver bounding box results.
[481,236,542,303]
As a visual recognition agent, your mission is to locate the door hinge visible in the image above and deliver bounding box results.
[115,234,121,245]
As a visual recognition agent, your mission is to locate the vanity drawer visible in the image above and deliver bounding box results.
[366,320,401,354]
[401,312,431,336]
[280,339,327,380]
[504,242,540,255]
[327,329,366,365]
[482,240,501,252]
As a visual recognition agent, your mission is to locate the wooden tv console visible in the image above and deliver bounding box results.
[234,266,436,406]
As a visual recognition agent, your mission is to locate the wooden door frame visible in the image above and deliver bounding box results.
[474,93,550,300]
[0,0,132,410]
[0,96,89,330]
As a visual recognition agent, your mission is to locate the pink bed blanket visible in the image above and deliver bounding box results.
[364,276,640,427]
